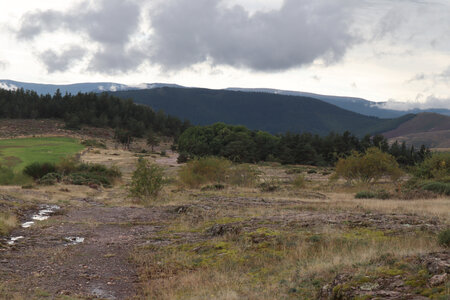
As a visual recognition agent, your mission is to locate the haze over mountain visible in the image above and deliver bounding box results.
[2,80,450,120]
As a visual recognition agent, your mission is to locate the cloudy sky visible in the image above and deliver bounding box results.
[0,0,449,108]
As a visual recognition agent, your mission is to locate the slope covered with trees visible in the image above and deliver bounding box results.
[0,88,190,138]
[178,123,429,166]
[111,87,415,136]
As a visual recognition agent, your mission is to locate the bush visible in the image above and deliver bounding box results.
[259,177,280,192]
[39,172,62,186]
[23,162,56,179]
[56,156,79,175]
[414,152,450,180]
[420,181,450,196]
[177,152,189,164]
[129,158,165,202]
[81,139,106,149]
[178,157,231,188]
[438,228,450,247]
[335,147,403,184]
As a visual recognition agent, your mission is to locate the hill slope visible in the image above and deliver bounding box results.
[111,87,414,136]
[228,88,450,118]
[383,113,450,148]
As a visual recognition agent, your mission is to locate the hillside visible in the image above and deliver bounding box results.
[229,88,450,118]
[383,113,450,148]
[111,87,414,136]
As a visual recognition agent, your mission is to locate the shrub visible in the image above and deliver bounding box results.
[292,175,305,189]
[177,152,189,164]
[201,183,225,191]
[307,169,317,174]
[129,158,165,202]
[81,139,106,149]
[420,181,450,196]
[414,152,450,180]
[39,172,62,186]
[64,172,110,187]
[160,150,167,157]
[259,177,280,192]
[438,228,450,247]
[335,147,403,184]
[178,157,231,188]
[23,162,56,179]
[56,156,78,175]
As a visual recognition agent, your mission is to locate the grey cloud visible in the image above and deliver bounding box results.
[38,46,86,73]
[88,46,146,74]
[378,95,450,110]
[149,0,359,71]
[17,0,143,73]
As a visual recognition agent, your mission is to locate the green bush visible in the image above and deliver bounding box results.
[438,228,450,247]
[414,152,450,180]
[177,152,189,164]
[420,182,450,196]
[335,147,403,184]
[39,172,62,186]
[23,162,56,179]
[178,157,231,188]
[129,158,165,203]
[64,172,111,187]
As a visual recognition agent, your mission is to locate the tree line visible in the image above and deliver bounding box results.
[0,88,191,138]
[177,123,430,166]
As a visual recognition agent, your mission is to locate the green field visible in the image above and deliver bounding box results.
[0,137,85,171]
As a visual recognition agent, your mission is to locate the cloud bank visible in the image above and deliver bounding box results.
[16,0,359,74]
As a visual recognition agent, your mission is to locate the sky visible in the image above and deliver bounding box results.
[0,0,449,109]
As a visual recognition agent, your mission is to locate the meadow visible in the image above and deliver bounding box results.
[0,137,84,171]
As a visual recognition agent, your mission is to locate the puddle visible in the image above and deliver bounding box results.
[65,237,85,245]
[21,221,35,228]
[21,204,60,228]
[7,236,24,245]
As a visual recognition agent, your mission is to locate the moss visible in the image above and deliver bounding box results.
[342,228,388,241]
[376,266,405,277]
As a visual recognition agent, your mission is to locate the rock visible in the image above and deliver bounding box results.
[360,282,379,291]
[430,273,447,286]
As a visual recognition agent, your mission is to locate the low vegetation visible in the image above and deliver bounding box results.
[0,212,17,236]
[129,158,165,203]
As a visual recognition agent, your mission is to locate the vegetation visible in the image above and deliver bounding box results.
[437,228,450,247]
[0,213,17,236]
[0,164,32,185]
[0,88,191,138]
[129,158,165,203]
[23,157,121,187]
[178,123,428,166]
[111,87,415,136]
[146,129,160,152]
[355,190,392,200]
[0,137,84,171]
[335,148,403,184]
[178,157,231,188]
[81,139,106,149]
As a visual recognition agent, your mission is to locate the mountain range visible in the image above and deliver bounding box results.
[1,79,449,146]
[2,79,449,119]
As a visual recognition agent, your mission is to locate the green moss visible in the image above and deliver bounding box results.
[376,266,405,277]
[342,228,388,241]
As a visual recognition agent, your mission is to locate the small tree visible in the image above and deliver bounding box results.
[146,129,160,152]
[129,158,165,203]
[114,129,133,150]
[335,147,402,184]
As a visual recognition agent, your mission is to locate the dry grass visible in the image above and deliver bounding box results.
[0,212,17,236]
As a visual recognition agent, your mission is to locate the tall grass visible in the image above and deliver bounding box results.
[0,213,17,236]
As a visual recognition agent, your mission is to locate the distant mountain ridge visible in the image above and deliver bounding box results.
[110,87,415,136]
[228,88,450,118]
[2,79,450,119]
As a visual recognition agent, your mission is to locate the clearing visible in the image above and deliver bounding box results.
[0,130,448,299]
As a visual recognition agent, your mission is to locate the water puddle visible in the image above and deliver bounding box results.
[21,204,60,228]
[7,236,24,245]
[65,237,85,245]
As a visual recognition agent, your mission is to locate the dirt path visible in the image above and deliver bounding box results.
[1,204,175,299]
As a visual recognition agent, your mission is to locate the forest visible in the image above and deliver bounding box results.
[177,123,430,166]
[0,88,191,138]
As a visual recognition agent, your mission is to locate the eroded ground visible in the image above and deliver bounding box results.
[0,146,449,299]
